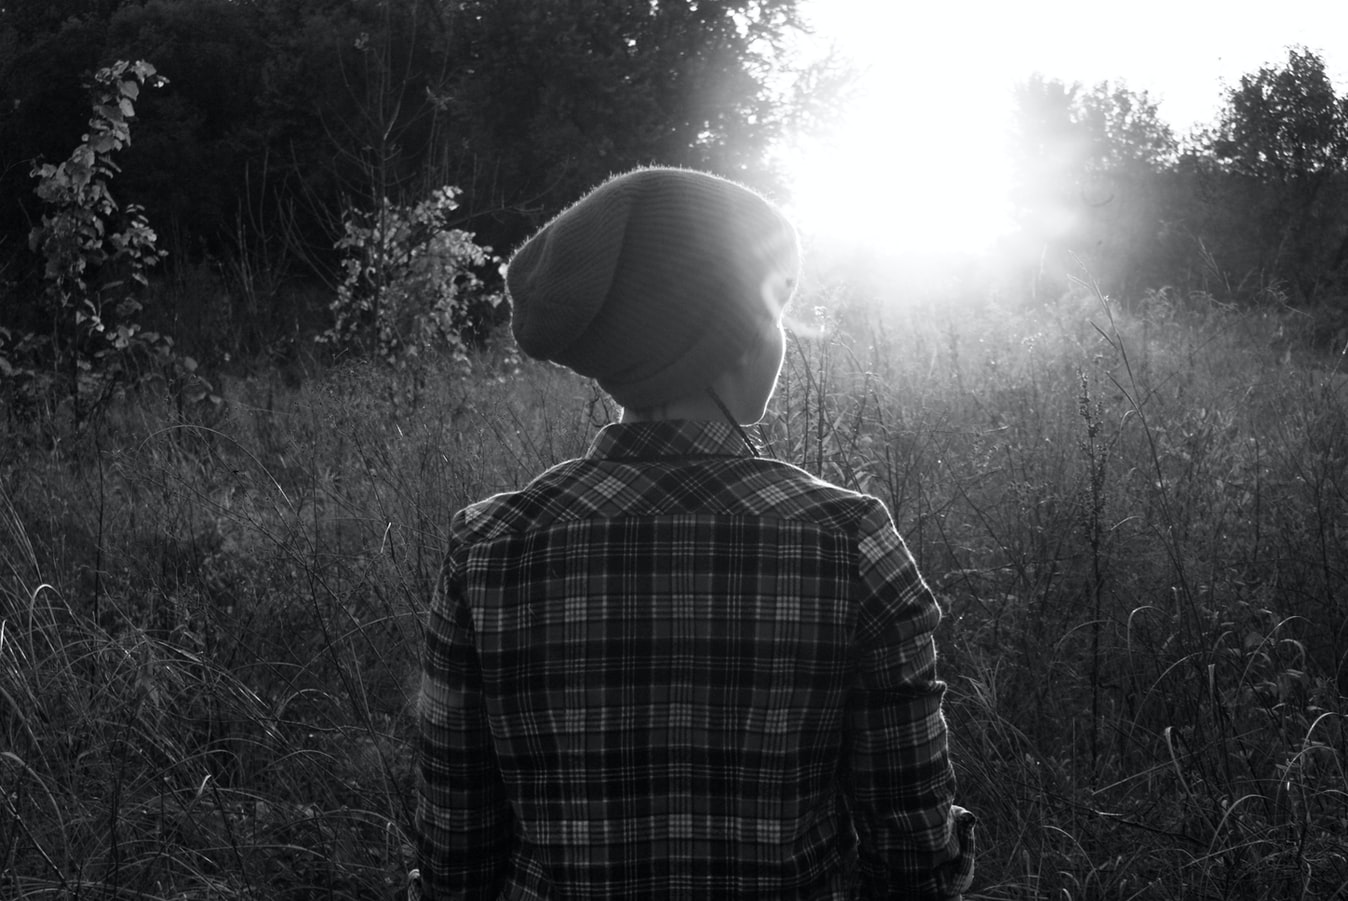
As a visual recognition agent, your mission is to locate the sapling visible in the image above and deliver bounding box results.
[25,60,199,429]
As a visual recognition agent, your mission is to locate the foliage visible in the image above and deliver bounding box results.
[435,0,824,219]
[1005,51,1348,308]
[29,60,166,301]
[0,354,590,899]
[1006,75,1178,297]
[1212,48,1348,179]
[1197,47,1348,301]
[771,284,1348,899]
[0,0,830,370]
[7,59,211,432]
[4,278,1347,898]
[318,187,501,368]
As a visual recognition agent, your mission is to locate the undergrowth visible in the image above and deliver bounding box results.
[2,284,1345,899]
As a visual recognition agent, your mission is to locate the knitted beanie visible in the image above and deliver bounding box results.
[505,167,800,410]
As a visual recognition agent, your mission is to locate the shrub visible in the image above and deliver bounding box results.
[318,187,502,369]
[9,61,198,431]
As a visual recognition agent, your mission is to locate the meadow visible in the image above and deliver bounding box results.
[1,276,1346,899]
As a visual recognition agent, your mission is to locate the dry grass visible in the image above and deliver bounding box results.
[2,281,1345,899]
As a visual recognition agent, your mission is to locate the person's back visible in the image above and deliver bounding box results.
[415,168,975,899]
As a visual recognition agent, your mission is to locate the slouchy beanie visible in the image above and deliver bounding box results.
[505,167,800,410]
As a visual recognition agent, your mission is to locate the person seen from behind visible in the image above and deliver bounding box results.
[415,166,976,899]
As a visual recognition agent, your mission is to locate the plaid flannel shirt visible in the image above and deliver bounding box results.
[417,420,973,899]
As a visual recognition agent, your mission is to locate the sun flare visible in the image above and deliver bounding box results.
[782,3,1024,260]
[782,102,1016,259]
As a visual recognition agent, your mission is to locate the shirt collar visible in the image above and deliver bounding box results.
[585,420,754,461]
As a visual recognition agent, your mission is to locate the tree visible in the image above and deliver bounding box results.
[1212,48,1348,181]
[0,4,123,271]
[0,0,831,365]
[9,60,204,430]
[433,0,826,248]
[1201,47,1348,300]
[1006,75,1176,298]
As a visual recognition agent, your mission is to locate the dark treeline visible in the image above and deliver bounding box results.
[0,0,840,363]
[2,0,1347,374]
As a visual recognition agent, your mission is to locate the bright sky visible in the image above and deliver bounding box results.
[784,0,1348,257]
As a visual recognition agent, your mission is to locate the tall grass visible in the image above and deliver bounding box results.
[2,283,1345,898]
[1,354,597,899]
[772,284,1348,899]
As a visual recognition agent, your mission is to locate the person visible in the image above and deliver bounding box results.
[414,166,975,899]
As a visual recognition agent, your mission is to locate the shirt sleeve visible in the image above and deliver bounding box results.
[844,499,974,899]
[416,537,513,899]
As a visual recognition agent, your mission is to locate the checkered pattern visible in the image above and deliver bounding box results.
[417,420,972,899]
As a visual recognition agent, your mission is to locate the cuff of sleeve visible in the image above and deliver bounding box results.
[407,868,423,901]
[936,806,977,898]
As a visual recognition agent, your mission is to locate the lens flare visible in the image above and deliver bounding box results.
[781,62,1016,262]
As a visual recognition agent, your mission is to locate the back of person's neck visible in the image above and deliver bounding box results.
[620,398,722,423]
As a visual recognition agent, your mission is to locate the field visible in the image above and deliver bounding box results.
[2,279,1346,899]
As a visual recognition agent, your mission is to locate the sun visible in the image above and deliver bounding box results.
[781,109,1017,262]
[780,2,1020,261]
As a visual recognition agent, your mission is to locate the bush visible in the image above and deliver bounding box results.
[318,187,502,369]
